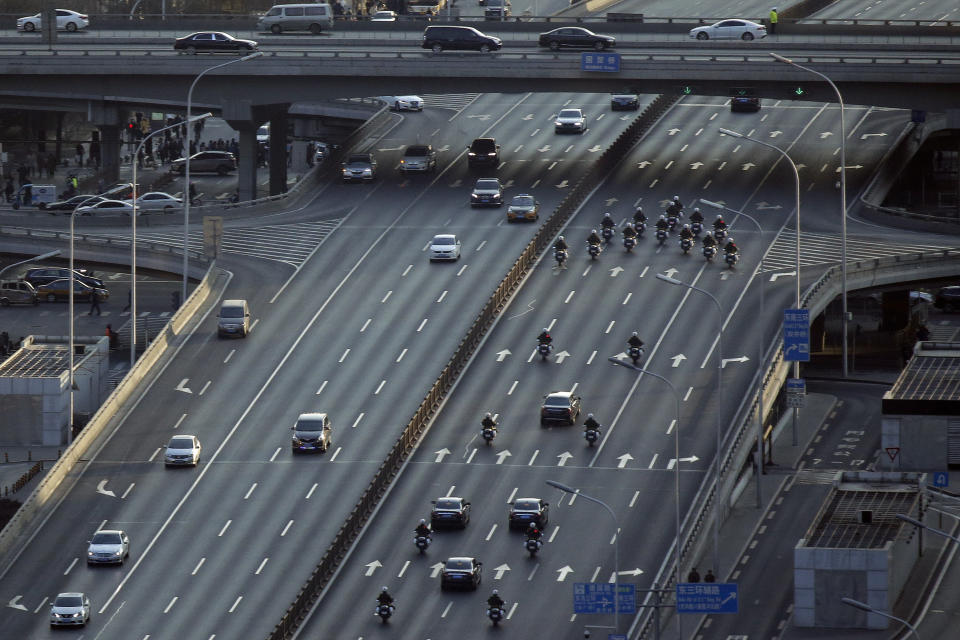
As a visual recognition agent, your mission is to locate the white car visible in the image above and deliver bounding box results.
[164,435,202,467]
[18,9,89,32]
[135,192,183,212]
[689,19,767,41]
[87,529,130,565]
[380,95,424,111]
[370,10,398,21]
[75,199,136,216]
[429,234,462,262]
[50,592,90,627]
[555,108,587,134]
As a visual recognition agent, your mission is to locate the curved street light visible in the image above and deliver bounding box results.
[841,597,920,639]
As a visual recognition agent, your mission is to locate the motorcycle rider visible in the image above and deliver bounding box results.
[655,215,670,232]
[527,522,543,541]
[600,212,616,231]
[622,222,638,240]
[713,215,727,232]
[689,207,704,225]
[725,237,739,256]
[554,236,568,252]
[702,232,718,250]
[481,412,497,430]
[584,413,601,433]
[628,331,644,350]
[587,228,602,246]
[679,224,695,242]
[377,586,395,607]
[633,206,647,226]
[415,519,431,538]
[537,328,552,346]
[666,195,683,218]
[487,590,505,611]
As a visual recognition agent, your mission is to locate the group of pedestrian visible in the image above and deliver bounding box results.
[198,138,239,156]
[687,567,716,583]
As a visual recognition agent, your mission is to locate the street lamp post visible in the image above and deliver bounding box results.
[131,114,211,368]
[770,53,848,378]
[183,51,263,302]
[608,357,683,638]
[701,199,765,508]
[897,513,960,544]
[841,598,921,639]
[719,127,803,447]
[656,273,723,576]
[546,481,620,633]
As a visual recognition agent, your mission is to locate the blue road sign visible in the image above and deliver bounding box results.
[933,472,949,487]
[783,309,810,362]
[582,52,621,72]
[786,378,805,393]
[573,583,636,614]
[609,635,627,640]
[676,582,738,614]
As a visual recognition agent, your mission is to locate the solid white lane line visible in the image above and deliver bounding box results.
[417,318,428,332]
[316,380,328,395]
[218,521,231,537]
[604,320,615,334]
[352,414,365,429]
[630,490,640,508]
[305,483,318,499]
[507,487,518,503]
[507,380,518,395]
[360,319,371,332]
[121,483,135,500]
[198,381,211,396]
[164,596,177,613]
[223,349,235,364]
[255,558,268,575]
[330,447,341,461]
[381,290,392,303]
[280,520,294,537]
[229,596,242,613]
[269,447,282,462]
[398,560,410,578]
[486,524,497,541]
[244,484,257,500]
[436,290,448,303]
[192,558,205,575]
[548,526,559,543]
[63,558,77,575]
[339,349,350,363]
[528,450,539,465]
[172,413,187,430]
[396,349,408,362]
[564,290,575,304]
[587,350,596,365]
[374,380,386,394]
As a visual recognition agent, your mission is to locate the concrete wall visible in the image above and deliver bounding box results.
[794,544,895,628]
[882,414,949,471]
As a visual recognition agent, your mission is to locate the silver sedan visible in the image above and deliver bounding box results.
[689,19,767,41]
[87,529,130,565]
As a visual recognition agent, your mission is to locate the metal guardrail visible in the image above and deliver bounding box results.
[0,225,207,263]
[266,92,680,639]
[634,248,960,639]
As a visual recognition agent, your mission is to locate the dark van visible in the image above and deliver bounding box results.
[422,26,502,53]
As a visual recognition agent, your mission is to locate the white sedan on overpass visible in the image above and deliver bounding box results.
[74,199,136,216]
[689,19,767,41]
[17,9,89,32]
[379,95,424,111]
[134,192,183,212]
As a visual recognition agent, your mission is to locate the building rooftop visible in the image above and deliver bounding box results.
[883,341,960,414]
[0,341,70,378]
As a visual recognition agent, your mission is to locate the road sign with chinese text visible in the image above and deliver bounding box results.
[783,309,810,362]
[582,52,621,72]
[573,582,636,614]
[676,582,738,614]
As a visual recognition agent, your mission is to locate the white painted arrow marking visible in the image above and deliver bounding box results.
[720,272,730,281]
[450,179,462,188]
[435,448,451,463]
[616,453,634,469]
[430,562,445,578]
[819,131,833,139]
[522,114,534,120]
[494,564,511,580]
[7,596,27,611]
[690,161,704,170]
[538,145,551,153]
[605,197,618,206]
[841,164,864,170]
[467,114,492,121]
[667,128,680,136]
[755,202,781,210]
[637,160,652,168]
[496,450,512,465]
[557,566,574,581]
[769,271,797,282]
[365,561,382,576]
[613,351,629,361]
[860,132,887,140]
[722,356,750,368]
[741,162,756,171]
[376,145,404,152]
[557,452,573,467]
[769,130,783,137]
[503,179,515,189]
[174,379,192,394]
[555,350,571,364]
[556,179,569,189]
[437,145,450,152]
[670,354,687,368]
[609,266,624,277]
[618,568,644,576]
[96,480,116,498]
[496,349,511,362]
[589,145,603,153]
[663,267,678,278]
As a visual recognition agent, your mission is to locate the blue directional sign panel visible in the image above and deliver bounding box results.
[573,583,636,614]
[676,582,739,614]
[783,309,810,362]
[609,635,627,640]
[582,52,621,72]
[933,472,949,487]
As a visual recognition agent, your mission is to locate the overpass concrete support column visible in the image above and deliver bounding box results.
[237,126,258,202]
[268,114,288,196]
[97,125,121,184]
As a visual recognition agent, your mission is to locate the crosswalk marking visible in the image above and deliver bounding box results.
[761,230,950,272]
[420,93,481,112]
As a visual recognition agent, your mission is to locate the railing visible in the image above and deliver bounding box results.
[266,92,680,639]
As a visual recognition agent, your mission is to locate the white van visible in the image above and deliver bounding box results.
[257,3,334,34]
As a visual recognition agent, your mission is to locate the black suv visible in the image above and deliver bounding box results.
[935,286,960,312]
[422,26,502,53]
[467,138,500,167]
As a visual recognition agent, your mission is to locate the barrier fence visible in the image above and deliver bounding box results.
[266,92,680,639]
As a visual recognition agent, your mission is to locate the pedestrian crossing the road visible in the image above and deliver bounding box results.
[100,219,342,268]
[760,230,950,273]
[420,93,481,112]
